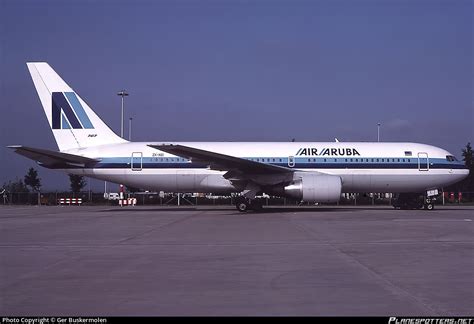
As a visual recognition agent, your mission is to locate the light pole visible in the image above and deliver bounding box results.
[377,123,381,142]
[129,117,133,141]
[117,90,129,138]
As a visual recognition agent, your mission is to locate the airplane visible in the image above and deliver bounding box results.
[8,62,469,211]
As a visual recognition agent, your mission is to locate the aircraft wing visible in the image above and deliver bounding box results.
[148,144,291,175]
[8,145,99,168]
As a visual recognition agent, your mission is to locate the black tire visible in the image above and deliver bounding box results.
[424,203,434,210]
[236,201,248,212]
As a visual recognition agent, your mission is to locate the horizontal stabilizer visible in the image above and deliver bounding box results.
[8,145,99,168]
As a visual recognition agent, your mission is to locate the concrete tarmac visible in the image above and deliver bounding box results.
[0,205,473,316]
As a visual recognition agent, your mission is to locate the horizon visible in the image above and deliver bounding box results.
[1,0,472,191]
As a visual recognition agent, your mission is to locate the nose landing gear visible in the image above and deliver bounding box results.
[392,193,437,210]
[424,197,435,210]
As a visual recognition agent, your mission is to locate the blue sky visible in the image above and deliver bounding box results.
[0,0,472,191]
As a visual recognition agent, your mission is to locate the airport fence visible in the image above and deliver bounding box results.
[2,191,474,206]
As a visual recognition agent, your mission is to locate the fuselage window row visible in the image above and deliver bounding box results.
[145,157,417,164]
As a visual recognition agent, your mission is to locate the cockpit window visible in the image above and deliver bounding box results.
[446,155,458,162]
[404,151,412,156]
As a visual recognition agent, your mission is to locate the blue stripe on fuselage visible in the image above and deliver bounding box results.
[53,156,466,170]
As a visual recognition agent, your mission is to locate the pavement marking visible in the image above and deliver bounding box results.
[0,239,472,249]
[116,211,204,244]
[284,215,442,314]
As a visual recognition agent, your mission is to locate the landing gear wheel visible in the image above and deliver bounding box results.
[424,203,434,210]
[236,202,248,212]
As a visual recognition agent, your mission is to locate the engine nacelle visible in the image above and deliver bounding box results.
[284,173,342,203]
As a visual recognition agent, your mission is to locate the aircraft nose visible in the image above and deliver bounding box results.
[455,168,470,181]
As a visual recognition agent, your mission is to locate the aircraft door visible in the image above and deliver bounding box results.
[131,152,143,171]
[418,152,429,171]
[288,156,295,167]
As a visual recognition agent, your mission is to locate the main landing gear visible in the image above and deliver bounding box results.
[235,197,263,212]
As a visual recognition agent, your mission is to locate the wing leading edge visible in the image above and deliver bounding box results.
[148,144,291,175]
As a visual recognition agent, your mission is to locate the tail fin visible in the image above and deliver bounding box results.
[26,62,127,151]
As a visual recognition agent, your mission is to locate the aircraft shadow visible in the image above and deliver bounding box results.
[99,206,372,213]
[97,206,473,214]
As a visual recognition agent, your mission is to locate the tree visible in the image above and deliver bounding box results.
[69,174,87,193]
[462,142,473,169]
[24,168,41,192]
[461,142,474,191]
[2,178,29,193]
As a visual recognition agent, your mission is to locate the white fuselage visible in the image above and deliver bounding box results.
[24,63,469,198]
[58,141,468,194]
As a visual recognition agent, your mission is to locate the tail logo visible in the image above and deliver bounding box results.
[52,92,94,129]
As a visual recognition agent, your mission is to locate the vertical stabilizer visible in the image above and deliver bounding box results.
[26,62,127,151]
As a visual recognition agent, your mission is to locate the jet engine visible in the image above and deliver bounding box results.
[282,172,342,203]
